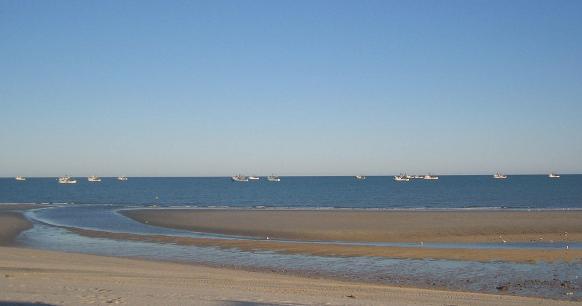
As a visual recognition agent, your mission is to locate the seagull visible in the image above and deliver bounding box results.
[266,236,271,240]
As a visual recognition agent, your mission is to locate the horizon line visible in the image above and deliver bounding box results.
[2,173,581,179]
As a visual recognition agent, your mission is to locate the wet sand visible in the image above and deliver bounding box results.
[0,212,32,245]
[69,226,582,263]
[114,209,582,262]
[0,204,41,245]
[1,246,579,306]
[122,209,582,243]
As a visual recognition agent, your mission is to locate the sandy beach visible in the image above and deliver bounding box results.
[115,209,582,263]
[4,246,580,306]
[0,204,42,245]
[123,209,582,243]
[1,205,581,305]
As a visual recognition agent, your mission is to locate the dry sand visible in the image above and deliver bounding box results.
[1,246,580,306]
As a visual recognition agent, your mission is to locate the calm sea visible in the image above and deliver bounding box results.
[1,175,581,209]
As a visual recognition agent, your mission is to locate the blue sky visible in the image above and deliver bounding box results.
[1,0,581,176]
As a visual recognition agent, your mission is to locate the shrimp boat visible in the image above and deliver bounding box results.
[231,175,249,182]
[117,176,128,181]
[548,173,560,178]
[248,176,260,181]
[15,176,26,181]
[88,176,102,182]
[394,174,410,182]
[267,175,281,182]
[493,172,508,179]
[423,174,439,180]
[355,175,367,180]
[58,176,77,184]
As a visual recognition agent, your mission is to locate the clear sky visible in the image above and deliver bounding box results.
[1,0,581,177]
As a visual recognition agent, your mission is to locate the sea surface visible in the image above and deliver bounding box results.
[1,175,582,209]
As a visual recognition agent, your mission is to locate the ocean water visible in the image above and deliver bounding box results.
[1,175,581,209]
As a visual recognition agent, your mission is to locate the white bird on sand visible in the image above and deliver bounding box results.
[266,236,271,240]
[499,235,507,243]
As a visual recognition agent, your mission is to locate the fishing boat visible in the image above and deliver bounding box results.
[394,174,410,182]
[117,176,128,181]
[423,174,439,180]
[493,172,508,179]
[231,175,249,182]
[58,176,77,184]
[355,175,367,180]
[267,175,281,182]
[248,176,260,181]
[548,173,560,178]
[15,176,26,181]
[88,176,102,182]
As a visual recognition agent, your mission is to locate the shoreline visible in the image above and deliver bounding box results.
[2,205,581,304]
[66,226,582,263]
[0,204,43,245]
[122,208,582,244]
[113,208,582,263]
[2,247,577,306]
[5,201,582,211]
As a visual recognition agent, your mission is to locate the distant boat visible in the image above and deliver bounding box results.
[423,174,439,180]
[15,176,26,181]
[117,176,128,181]
[548,173,560,178]
[493,172,508,179]
[248,176,260,181]
[394,174,410,182]
[413,175,424,179]
[58,176,77,184]
[231,175,249,182]
[88,176,102,182]
[267,175,281,182]
[355,175,367,180]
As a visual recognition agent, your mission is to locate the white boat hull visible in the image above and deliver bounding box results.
[394,177,410,182]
